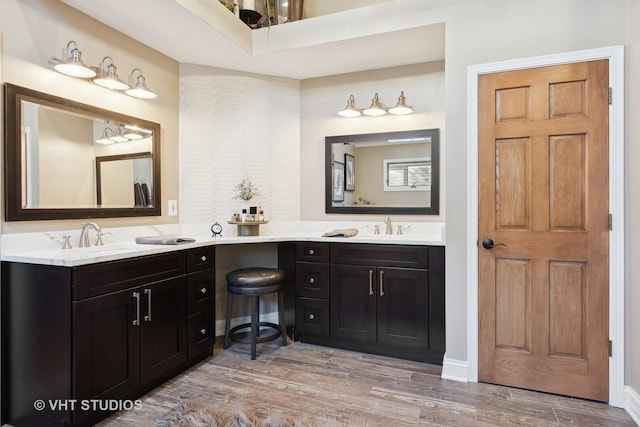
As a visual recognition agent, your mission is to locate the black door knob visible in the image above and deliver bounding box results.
[482,238,506,249]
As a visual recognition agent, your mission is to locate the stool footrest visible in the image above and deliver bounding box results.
[228,321,282,345]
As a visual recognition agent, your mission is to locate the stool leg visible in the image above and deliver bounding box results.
[278,289,287,346]
[250,295,259,360]
[224,292,234,349]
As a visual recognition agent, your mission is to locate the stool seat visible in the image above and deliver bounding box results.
[224,267,288,359]
[226,267,285,295]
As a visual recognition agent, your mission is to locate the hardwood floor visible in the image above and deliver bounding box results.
[98,340,636,426]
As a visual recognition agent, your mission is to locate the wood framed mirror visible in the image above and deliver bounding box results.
[3,83,161,221]
[325,128,439,215]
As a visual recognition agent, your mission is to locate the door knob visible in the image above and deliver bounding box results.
[482,238,507,249]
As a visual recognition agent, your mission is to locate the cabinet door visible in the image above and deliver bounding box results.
[330,264,376,342]
[377,268,429,348]
[140,277,188,385]
[73,289,141,402]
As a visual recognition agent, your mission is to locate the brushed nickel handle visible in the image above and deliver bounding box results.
[200,328,207,335]
[369,270,374,296]
[309,314,315,320]
[144,288,152,322]
[133,291,140,326]
[379,270,385,297]
[308,249,315,255]
[200,287,207,294]
[200,255,207,262]
[309,277,315,284]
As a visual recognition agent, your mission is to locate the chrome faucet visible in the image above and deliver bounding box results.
[79,222,103,248]
[384,216,393,235]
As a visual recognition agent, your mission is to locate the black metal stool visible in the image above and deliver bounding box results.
[223,267,287,359]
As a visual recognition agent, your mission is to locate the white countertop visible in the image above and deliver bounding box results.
[0,221,445,267]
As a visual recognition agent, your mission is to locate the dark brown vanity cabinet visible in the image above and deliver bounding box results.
[295,242,331,336]
[1,247,215,427]
[295,242,445,365]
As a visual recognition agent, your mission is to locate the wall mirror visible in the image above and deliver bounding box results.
[325,128,439,215]
[4,83,161,221]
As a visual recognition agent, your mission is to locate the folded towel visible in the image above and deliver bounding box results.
[321,228,359,238]
[135,235,196,245]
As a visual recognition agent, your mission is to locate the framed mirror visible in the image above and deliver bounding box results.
[4,83,161,221]
[325,128,439,215]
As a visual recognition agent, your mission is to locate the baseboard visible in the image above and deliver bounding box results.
[215,311,280,337]
[624,386,640,425]
[440,354,469,382]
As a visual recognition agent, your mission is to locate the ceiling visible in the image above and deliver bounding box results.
[58,0,445,80]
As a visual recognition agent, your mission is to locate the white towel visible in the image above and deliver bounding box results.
[135,235,196,245]
[321,228,359,238]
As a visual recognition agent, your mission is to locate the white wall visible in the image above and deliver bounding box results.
[179,64,300,225]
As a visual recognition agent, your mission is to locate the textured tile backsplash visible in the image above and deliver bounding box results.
[179,64,300,224]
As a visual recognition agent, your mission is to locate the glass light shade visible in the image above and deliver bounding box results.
[51,41,96,78]
[338,94,361,118]
[388,91,414,115]
[93,60,129,91]
[123,129,143,140]
[96,128,116,144]
[362,93,387,117]
[125,73,157,99]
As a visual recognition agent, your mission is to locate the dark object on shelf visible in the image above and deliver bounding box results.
[240,9,262,28]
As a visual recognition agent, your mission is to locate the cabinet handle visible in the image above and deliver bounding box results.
[379,270,385,297]
[132,292,140,326]
[309,277,315,284]
[200,287,207,294]
[308,249,315,255]
[369,270,374,296]
[309,314,315,320]
[200,328,207,335]
[200,255,207,262]
[144,288,152,322]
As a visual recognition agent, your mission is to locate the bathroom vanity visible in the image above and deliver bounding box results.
[1,226,444,426]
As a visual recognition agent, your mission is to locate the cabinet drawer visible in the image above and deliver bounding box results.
[188,269,214,314]
[295,297,329,336]
[296,242,330,262]
[188,246,215,272]
[296,262,330,299]
[188,310,214,358]
[73,252,188,300]
[330,243,429,269]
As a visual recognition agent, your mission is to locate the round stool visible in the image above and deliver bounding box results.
[223,267,287,359]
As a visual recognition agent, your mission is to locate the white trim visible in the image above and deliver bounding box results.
[466,46,625,407]
[624,386,640,425]
[441,355,469,383]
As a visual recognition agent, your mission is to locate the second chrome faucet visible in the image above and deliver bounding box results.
[79,222,103,247]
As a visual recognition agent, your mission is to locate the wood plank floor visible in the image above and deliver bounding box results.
[97,340,636,426]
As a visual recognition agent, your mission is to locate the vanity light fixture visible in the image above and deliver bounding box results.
[338,94,362,118]
[338,92,413,117]
[50,41,97,78]
[92,56,129,91]
[122,128,144,140]
[95,127,116,145]
[125,68,157,99]
[109,126,129,143]
[387,91,414,115]
[362,93,387,117]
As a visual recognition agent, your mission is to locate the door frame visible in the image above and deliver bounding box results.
[466,45,625,407]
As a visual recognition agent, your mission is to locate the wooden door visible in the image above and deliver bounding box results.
[478,60,610,401]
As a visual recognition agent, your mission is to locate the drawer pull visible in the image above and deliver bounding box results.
[200,255,207,262]
[379,270,385,297]
[201,287,207,294]
[308,249,315,255]
[369,270,374,296]
[309,314,315,320]
[132,292,141,326]
[200,328,207,335]
[309,277,315,284]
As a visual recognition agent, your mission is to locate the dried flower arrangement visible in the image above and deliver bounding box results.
[234,176,259,201]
